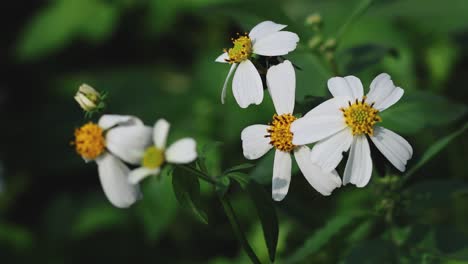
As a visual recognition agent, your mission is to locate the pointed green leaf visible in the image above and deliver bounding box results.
[172,167,208,224]
[246,181,279,262]
[223,163,255,175]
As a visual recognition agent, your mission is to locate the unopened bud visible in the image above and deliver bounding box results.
[305,13,322,30]
[74,84,102,112]
[307,35,323,50]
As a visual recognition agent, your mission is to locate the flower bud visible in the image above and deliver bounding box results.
[305,13,322,30]
[74,84,101,112]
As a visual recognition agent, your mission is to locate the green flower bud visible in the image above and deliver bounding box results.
[74,84,101,112]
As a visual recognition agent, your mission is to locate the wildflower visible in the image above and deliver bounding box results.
[74,84,104,112]
[73,115,152,208]
[216,21,299,108]
[128,118,197,184]
[241,61,341,201]
[291,73,413,187]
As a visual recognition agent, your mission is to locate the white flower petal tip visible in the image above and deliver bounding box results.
[98,115,143,130]
[310,128,353,172]
[366,73,404,111]
[153,119,170,149]
[294,146,341,196]
[370,127,413,172]
[166,138,198,164]
[105,125,153,165]
[327,76,364,100]
[241,125,272,160]
[272,150,292,201]
[253,31,300,56]
[249,21,287,42]
[128,167,161,185]
[215,52,229,63]
[266,60,295,115]
[96,154,141,208]
[232,60,264,108]
[343,136,373,188]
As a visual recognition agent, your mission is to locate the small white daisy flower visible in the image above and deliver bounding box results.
[215,21,299,108]
[74,115,152,208]
[241,60,341,201]
[291,73,413,187]
[128,118,197,184]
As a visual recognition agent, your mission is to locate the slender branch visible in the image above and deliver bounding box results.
[335,0,374,42]
[177,164,219,186]
[219,195,262,264]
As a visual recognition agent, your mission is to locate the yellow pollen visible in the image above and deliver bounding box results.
[74,122,106,160]
[224,33,252,64]
[265,114,297,152]
[341,96,382,136]
[142,146,165,169]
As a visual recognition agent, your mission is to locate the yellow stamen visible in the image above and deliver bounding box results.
[341,96,382,136]
[224,33,252,64]
[74,122,106,159]
[142,146,165,169]
[266,114,297,152]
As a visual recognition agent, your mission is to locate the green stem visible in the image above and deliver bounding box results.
[219,195,262,264]
[335,0,374,42]
[177,164,219,186]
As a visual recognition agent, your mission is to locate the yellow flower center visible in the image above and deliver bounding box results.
[142,146,165,169]
[74,122,106,159]
[341,96,382,136]
[266,114,297,152]
[224,33,252,63]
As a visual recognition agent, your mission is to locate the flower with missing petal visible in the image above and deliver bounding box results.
[128,119,197,184]
[215,21,299,108]
[73,115,152,208]
[241,61,341,201]
[291,73,413,187]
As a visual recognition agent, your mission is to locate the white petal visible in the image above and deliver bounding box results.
[128,167,160,184]
[215,52,229,63]
[310,128,353,172]
[294,146,341,196]
[370,126,413,172]
[272,150,292,201]
[366,73,404,111]
[106,125,153,165]
[232,60,263,108]
[221,63,238,104]
[249,21,287,43]
[252,31,299,56]
[343,135,373,187]
[96,153,141,208]
[327,76,363,100]
[291,115,346,145]
[304,96,351,118]
[98,115,144,130]
[153,119,170,149]
[241,124,272,160]
[165,138,197,164]
[266,60,295,115]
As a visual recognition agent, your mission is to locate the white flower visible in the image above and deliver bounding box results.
[73,115,152,208]
[128,119,197,184]
[74,84,102,112]
[215,21,299,108]
[241,61,341,201]
[291,73,413,187]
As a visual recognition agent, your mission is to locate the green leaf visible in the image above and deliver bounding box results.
[227,172,250,189]
[339,44,398,74]
[223,163,255,175]
[172,167,208,224]
[246,181,279,262]
[380,92,467,134]
[72,203,128,239]
[435,226,468,255]
[404,122,468,178]
[344,239,397,264]
[284,212,364,264]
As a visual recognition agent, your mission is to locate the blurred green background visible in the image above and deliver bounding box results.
[1,0,468,263]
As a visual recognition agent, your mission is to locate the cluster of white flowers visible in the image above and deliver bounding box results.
[74,20,412,208]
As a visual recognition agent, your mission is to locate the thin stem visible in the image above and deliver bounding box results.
[177,164,219,186]
[219,195,262,264]
[335,0,374,42]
